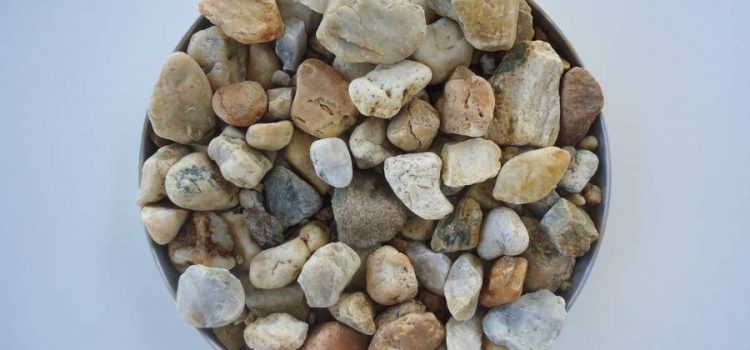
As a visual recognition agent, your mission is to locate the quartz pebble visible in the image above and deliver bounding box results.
[212,81,268,127]
[384,153,454,220]
[521,216,574,292]
[446,313,483,350]
[199,0,283,44]
[437,66,495,137]
[482,290,567,350]
[165,152,240,211]
[452,0,518,51]
[374,299,427,328]
[264,166,324,228]
[266,88,295,120]
[480,256,527,307]
[176,265,245,328]
[246,120,294,151]
[187,26,247,90]
[284,129,332,194]
[477,207,529,259]
[207,128,273,189]
[242,279,310,320]
[540,198,599,257]
[441,138,502,187]
[492,147,571,204]
[431,197,483,253]
[412,18,474,84]
[239,189,265,211]
[366,246,419,305]
[405,241,452,295]
[386,99,440,152]
[399,215,435,241]
[298,221,330,252]
[310,138,353,188]
[250,238,311,289]
[332,58,375,81]
[328,292,376,335]
[349,60,432,119]
[247,43,282,89]
[369,313,445,350]
[349,117,397,169]
[276,17,307,72]
[298,242,361,307]
[301,322,369,350]
[137,144,189,206]
[141,205,189,245]
[559,67,605,146]
[559,149,599,193]
[222,212,263,271]
[244,313,309,350]
[243,208,284,248]
[168,212,236,270]
[444,253,483,321]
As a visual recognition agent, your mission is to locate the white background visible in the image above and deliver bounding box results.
[0,0,748,349]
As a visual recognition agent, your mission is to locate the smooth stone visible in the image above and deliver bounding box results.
[405,242,452,295]
[187,26,247,90]
[246,120,294,151]
[212,81,268,127]
[292,59,358,138]
[148,53,215,144]
[431,197,483,253]
[242,279,310,320]
[578,135,599,150]
[487,41,563,147]
[239,189,265,211]
[283,129,332,194]
[437,66,495,137]
[477,207,529,259]
[369,313,445,350]
[297,242,360,307]
[516,0,534,41]
[566,193,586,206]
[301,322,369,350]
[141,205,189,245]
[137,144,190,206]
[413,18,473,84]
[298,220,330,252]
[332,58,375,81]
[492,147,571,204]
[399,215,435,241]
[165,152,240,211]
[199,0,283,44]
[583,184,602,206]
[247,43,282,89]
[264,166,324,228]
[266,87,295,121]
[213,322,246,350]
[207,128,273,189]
[243,313,309,350]
[176,265,244,328]
[525,190,560,217]
[410,0,439,22]
[441,138,502,187]
[349,117,397,169]
[310,138,353,188]
[540,198,599,257]
[559,149,599,193]
[520,216,574,293]
[480,256,527,307]
[374,299,427,328]
[384,153,453,220]
[366,246,419,305]
[168,212,236,270]
[559,67,605,146]
[482,290,566,350]
[349,60,432,119]
[271,70,292,86]
[466,179,504,210]
[328,292,377,335]
[222,212,263,271]
[386,99,440,152]
[308,35,335,60]
[243,208,284,248]
[250,238,311,289]
[277,0,322,32]
[332,172,408,248]
[446,313,483,350]
[276,17,307,72]
[444,253,483,321]
[453,0,518,51]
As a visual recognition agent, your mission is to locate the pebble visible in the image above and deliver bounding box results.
[246,120,294,151]
[283,129,332,194]
[249,237,311,289]
[332,171,408,248]
[307,35,335,60]
[492,147,571,204]
[242,279,310,320]
[578,135,599,150]
[271,70,292,86]
[540,198,599,257]
[276,18,307,72]
[480,256,527,307]
[349,60,432,119]
[168,212,236,270]
[243,208,284,248]
[222,212,262,271]
[446,313,483,350]
[277,0,322,33]
[291,59,358,138]
[516,0,534,41]
[405,241,452,295]
[239,189,265,211]
[366,246,419,305]
[566,192,586,206]
[444,253,483,321]
[212,81,268,127]
[482,290,567,350]
[436,66,495,137]
[310,138,354,188]
[374,299,427,328]
[452,0,518,51]
[298,221,330,252]
[559,149,599,193]
[369,313,445,350]
[213,322,246,350]
[520,216,574,292]
[431,197,483,253]
[477,207,529,259]
[199,0,283,44]
[328,292,376,335]
[141,205,189,245]
[399,215,435,241]
[332,58,375,81]
[420,291,448,320]
[298,242,361,307]
[243,313,309,350]
[583,184,602,205]
[441,138,502,187]
[349,117,397,169]
[264,166,323,227]
[247,43,282,89]
[137,144,189,206]
[386,99,440,152]
[480,53,497,76]
[176,265,244,329]
[148,53,215,144]
[525,190,560,217]
[486,41,563,147]
[301,322,369,350]
[466,180,503,210]
[412,18,474,84]
[165,152,240,211]
[384,153,454,220]
[317,0,426,64]
[207,128,273,189]
[187,26,247,90]
[559,67,605,146]
[266,87,295,120]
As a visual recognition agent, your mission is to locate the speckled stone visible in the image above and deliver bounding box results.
[165,152,240,211]
[431,197,483,253]
[187,26,247,90]
[243,313,309,350]
[207,128,273,189]
[176,265,245,328]
[366,246,419,305]
[168,212,236,270]
[384,153,453,220]
[264,166,323,228]
[369,313,445,350]
[137,144,190,206]
[349,60,432,119]
[243,208,284,248]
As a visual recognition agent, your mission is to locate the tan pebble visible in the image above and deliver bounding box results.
[386,99,440,152]
[374,299,427,328]
[213,322,245,350]
[369,313,445,350]
[166,152,240,210]
[436,66,495,137]
[246,121,294,151]
[566,193,587,206]
[366,246,418,305]
[578,135,599,150]
[137,144,190,206]
[328,292,376,335]
[441,138,502,187]
[212,81,268,127]
[452,0,519,51]
[249,238,311,289]
[583,184,602,205]
[480,256,528,307]
[141,205,189,245]
[247,43,282,89]
[349,117,398,169]
[298,221,330,252]
[283,129,332,194]
[199,0,283,45]
[243,313,309,350]
[492,147,571,204]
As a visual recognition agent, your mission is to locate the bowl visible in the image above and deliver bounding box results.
[139,1,610,347]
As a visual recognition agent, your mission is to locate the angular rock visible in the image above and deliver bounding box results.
[441,138,502,187]
[276,17,307,72]
[374,299,427,328]
[222,212,262,271]
[386,99,440,152]
[199,0,283,44]
[141,205,190,245]
[516,0,534,41]
[412,18,473,84]
[176,265,244,328]
[525,190,560,217]
[446,313,483,350]
[242,279,310,320]
[492,147,571,204]
[370,313,445,350]
[301,322,369,350]
[399,215,435,241]
[243,313,309,350]
[349,117,397,169]
[298,221,330,252]
[444,253,483,321]
[431,197,482,253]
[310,137,353,188]
[349,60,432,119]
[477,207,529,259]
[168,212,236,270]
[165,152,240,211]
[187,26,247,90]
[264,166,324,228]
[437,66,495,137]
[332,58,375,81]
[246,120,294,151]
[366,246,419,305]
[453,0,518,51]
[207,128,273,189]
[243,208,284,248]
[247,43,282,89]
[520,216,574,293]
[540,198,598,257]
[482,290,566,350]
[405,241,452,295]
[480,256,527,307]
[328,292,377,335]
[212,81,268,127]
[137,144,190,206]
[298,242,361,307]
[559,67,605,146]
[283,130,332,194]
[384,153,453,220]
[266,87,295,121]
[249,238,311,289]
[559,149,599,193]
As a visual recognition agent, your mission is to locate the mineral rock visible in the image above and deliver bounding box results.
[479,256,527,307]
[437,66,495,137]
[137,144,189,206]
[525,190,560,217]
[477,207,529,259]
[328,292,377,335]
[310,137,353,188]
[386,99,440,152]
[559,67,605,146]
[243,208,284,248]
[349,117,397,169]
[278,0,322,32]
[366,246,419,305]
[452,0,519,51]
[441,138,502,187]
[540,198,598,257]
[516,0,534,41]
[264,166,323,228]
[384,153,453,220]
[520,216,574,292]
[207,128,272,189]
[243,313,309,350]
[168,212,236,270]
[212,81,268,127]
[246,120,294,151]
[412,18,474,84]
[369,313,445,350]
[249,238,311,289]
[444,253,482,321]
[431,197,483,253]
[187,26,247,90]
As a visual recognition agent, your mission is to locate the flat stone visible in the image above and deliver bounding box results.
[487,41,563,147]
[405,241,452,295]
[482,290,566,350]
[328,292,377,335]
[516,0,534,41]
[148,53,215,144]
[540,198,598,257]
[310,137,353,188]
[477,207,529,259]
[212,81,268,127]
[264,166,323,228]
[199,0,283,44]
[222,212,262,271]
[370,313,445,350]
[431,197,483,253]
[277,0,322,33]
[374,299,427,328]
[242,279,310,320]
[187,26,247,90]
[332,58,375,81]
[243,313,309,350]
[301,322,369,350]
[453,0,518,51]
[441,138,502,187]
[247,43,282,89]
[283,129,332,194]
[298,221,330,252]
[559,149,599,193]
[366,246,419,305]
[520,216,574,293]
[446,313,483,350]
[243,208,284,248]
[298,242,361,307]
[349,60,432,119]
[559,67,604,146]
[386,99,440,152]
[437,66,495,137]
[412,18,474,84]
[480,256,527,308]
[349,117,397,169]
[492,147,571,204]
[141,205,189,245]
[276,17,307,72]
[176,265,245,328]
[168,212,236,270]
[165,152,240,211]
[207,128,273,189]
[249,237,311,289]
[246,120,294,151]
[399,215,435,241]
[525,190,560,217]
[444,253,483,321]
[137,144,190,206]
[266,87,295,121]
[384,153,454,220]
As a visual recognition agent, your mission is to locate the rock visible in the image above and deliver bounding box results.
[212,81,268,127]
[278,0,322,32]
[477,207,529,259]
[165,152,240,210]
[483,337,510,350]
[480,53,497,76]
[187,26,247,90]
[263,166,323,227]
[559,149,599,193]
[301,322,369,350]
[466,180,503,210]
[168,212,236,270]
[222,212,262,271]
[578,135,599,150]
[420,291,448,320]
[426,0,457,19]
[480,256,527,307]
[349,245,381,289]
[492,147,571,204]
[486,41,563,147]
[242,208,284,248]
[583,184,602,206]
[266,88,295,121]
[525,190,560,217]
[308,35,335,59]
[412,19,473,84]
[199,0,283,44]
[349,117,397,169]
[386,99,440,152]
[482,290,566,350]
[349,60,432,119]
[242,279,310,320]
[141,205,190,245]
[298,221,330,252]
[317,0,426,64]
[283,130,333,194]
[243,313,309,350]
[245,121,294,151]
[297,242,360,307]
[452,0,518,51]
[239,189,265,211]
[446,313,483,350]
[405,242,452,295]
[276,18,307,72]
[374,299,427,328]
[559,67,605,146]
[431,197,482,253]
[249,237,311,289]
[292,59,358,138]
[399,215,435,241]
[516,0,534,41]
[444,253,482,321]
[369,313,445,350]
[271,70,292,86]
[332,172,408,248]
[520,216,574,292]
[441,138,502,187]
[332,58,375,81]
[384,153,453,220]
[213,322,246,350]
[247,43,282,89]
[137,144,190,206]
[148,53,215,144]
[566,192,586,206]
[207,128,273,189]
[310,138,353,188]
[328,292,376,335]
[436,66,495,137]
[366,246,418,305]
[176,265,244,328]
[540,198,598,257]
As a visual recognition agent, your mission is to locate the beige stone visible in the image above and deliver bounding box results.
[222,212,262,272]
[384,153,453,220]
[441,138,502,187]
[366,246,418,305]
[453,0,519,51]
[199,0,283,44]
[480,256,527,307]
[168,212,236,270]
[249,238,311,289]
[243,313,309,350]
[297,242,360,307]
[137,144,190,206]
[516,0,534,41]
[141,205,189,245]
[328,292,377,335]
[349,117,397,169]
[369,313,445,350]
[165,152,240,211]
[492,147,571,204]
[207,127,273,189]
[301,322,369,350]
[349,60,432,119]
[444,253,482,321]
[212,81,268,127]
[412,18,474,84]
[187,26,247,91]
[245,120,294,151]
[386,99,440,152]
[374,300,427,328]
[437,66,495,137]
[298,221,330,252]
[247,43,282,89]
[266,87,295,121]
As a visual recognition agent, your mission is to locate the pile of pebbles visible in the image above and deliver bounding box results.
[138,0,605,348]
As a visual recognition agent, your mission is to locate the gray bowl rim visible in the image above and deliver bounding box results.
[139,1,611,348]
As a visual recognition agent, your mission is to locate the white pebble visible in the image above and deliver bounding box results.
[176,265,245,328]
[310,138,354,188]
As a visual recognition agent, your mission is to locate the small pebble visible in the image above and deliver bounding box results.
[466,180,503,210]
[137,144,189,206]
[384,153,454,220]
[492,147,571,204]
[199,0,283,44]
[277,0,322,32]
[249,237,311,289]
[578,135,599,150]
[559,149,599,193]
[176,265,245,328]
[266,87,295,120]
[436,66,495,137]
[247,43,282,89]
[187,26,247,90]
[301,322,369,350]
[310,138,354,188]
[275,17,307,72]
[243,208,284,248]
[328,292,377,335]
[412,18,474,84]
[431,197,483,253]
[559,67,605,146]
[283,129,332,194]
[386,99,440,152]
[566,193,587,206]
[374,299,427,328]
[141,205,189,245]
[369,313,445,350]
[298,242,361,307]
[332,58,375,81]
[298,221,330,252]
[243,313,309,350]
[213,322,246,350]
[477,207,529,259]
[540,198,599,257]
[520,216,574,293]
[480,53,497,76]
[349,117,397,169]
[583,184,602,205]
[245,121,293,151]
[444,253,483,321]
[264,166,323,228]
[366,246,419,305]
[400,215,436,241]
[168,212,236,270]
[441,138,502,187]
[482,290,567,350]
[165,152,240,211]
[405,241,452,296]
[480,256,527,307]
[446,313,483,350]
[207,128,273,189]
[222,212,262,271]
[349,60,432,119]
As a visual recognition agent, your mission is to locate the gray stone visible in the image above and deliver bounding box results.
[264,166,323,228]
[349,60,432,118]
[187,26,247,90]
[244,208,284,248]
[446,313,483,350]
[277,0,322,32]
[243,313,309,350]
[444,253,482,321]
[165,152,240,211]
[298,242,361,307]
[405,241,452,296]
[525,190,560,217]
[137,144,190,206]
[540,198,598,257]
[310,138,353,188]
[520,217,574,293]
[559,149,599,193]
[477,207,529,259]
[431,197,483,253]
[176,265,245,328]
[266,87,295,121]
[271,70,292,86]
[168,212,236,270]
[480,53,497,76]
[482,290,567,350]
[276,17,307,72]
[384,153,453,220]
[208,127,273,189]
[249,237,311,289]
[412,18,474,84]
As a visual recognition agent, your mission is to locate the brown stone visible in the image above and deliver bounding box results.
[436,66,495,137]
[282,129,332,194]
[480,256,528,307]
[559,67,605,146]
[419,291,448,320]
[369,313,445,350]
[431,197,483,253]
[302,322,369,350]
[374,300,427,328]
[247,43,282,89]
[199,0,283,44]
[212,81,268,127]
